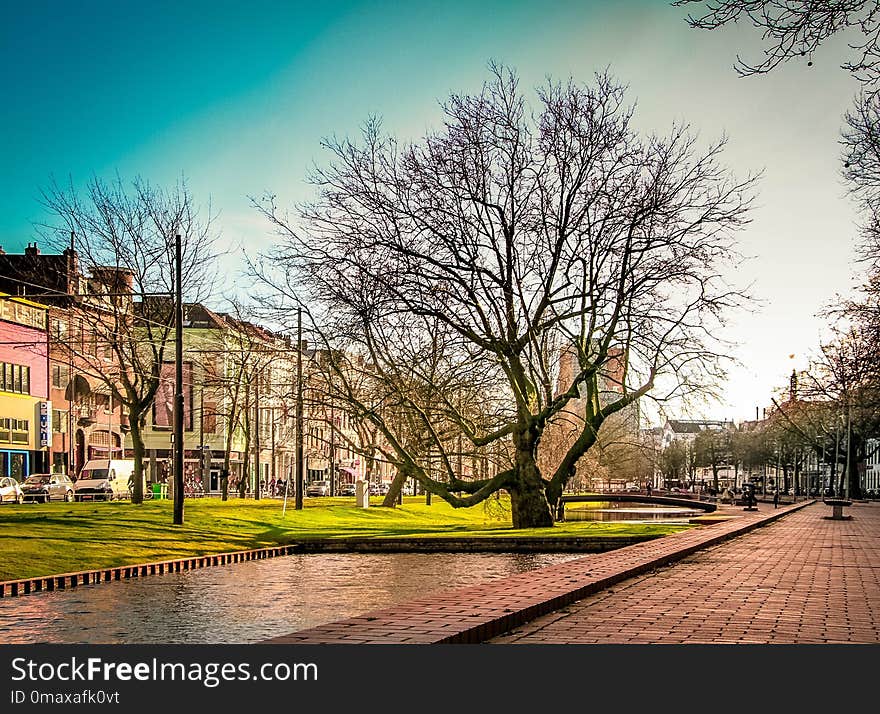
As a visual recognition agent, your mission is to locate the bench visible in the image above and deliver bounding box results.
[823,498,852,520]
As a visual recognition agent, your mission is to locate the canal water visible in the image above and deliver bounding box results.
[0,552,580,644]
[565,502,703,522]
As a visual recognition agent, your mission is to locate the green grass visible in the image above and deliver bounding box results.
[0,497,692,581]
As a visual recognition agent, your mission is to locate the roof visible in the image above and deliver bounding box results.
[666,419,728,434]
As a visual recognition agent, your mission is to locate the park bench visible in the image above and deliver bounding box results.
[822,498,852,520]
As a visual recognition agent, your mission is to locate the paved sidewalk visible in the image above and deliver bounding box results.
[490,501,880,644]
[266,499,880,644]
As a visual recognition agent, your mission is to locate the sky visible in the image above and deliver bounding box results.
[0,0,865,425]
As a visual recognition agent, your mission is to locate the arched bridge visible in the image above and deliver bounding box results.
[560,493,717,513]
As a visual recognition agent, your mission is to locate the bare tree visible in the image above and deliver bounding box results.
[842,93,880,258]
[254,66,757,528]
[804,328,880,498]
[38,175,217,505]
[676,2,880,335]
[674,1,880,90]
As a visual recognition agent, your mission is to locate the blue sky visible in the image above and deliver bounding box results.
[0,0,864,422]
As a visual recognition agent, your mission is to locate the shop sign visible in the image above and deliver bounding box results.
[38,401,52,448]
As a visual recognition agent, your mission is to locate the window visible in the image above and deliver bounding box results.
[0,418,10,442]
[94,393,110,412]
[52,410,66,433]
[203,401,217,433]
[11,419,28,444]
[0,362,30,395]
[52,364,69,389]
[53,319,68,339]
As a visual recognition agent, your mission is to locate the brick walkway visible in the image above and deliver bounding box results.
[265,500,880,644]
[491,501,880,644]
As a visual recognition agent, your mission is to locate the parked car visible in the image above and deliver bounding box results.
[377,482,391,496]
[0,476,24,504]
[339,483,357,497]
[21,473,75,503]
[306,480,330,497]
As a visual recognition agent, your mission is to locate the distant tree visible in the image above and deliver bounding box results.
[693,428,731,492]
[732,424,773,483]
[659,440,688,485]
[39,175,217,507]
[254,65,757,528]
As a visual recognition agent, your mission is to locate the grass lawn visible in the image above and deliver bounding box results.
[0,496,692,581]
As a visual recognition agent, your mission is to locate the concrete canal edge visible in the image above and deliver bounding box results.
[0,535,661,599]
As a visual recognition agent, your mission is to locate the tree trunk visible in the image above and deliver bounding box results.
[239,426,251,499]
[129,410,146,505]
[509,441,553,528]
[848,437,862,499]
[509,478,553,528]
[221,450,230,502]
[382,467,409,507]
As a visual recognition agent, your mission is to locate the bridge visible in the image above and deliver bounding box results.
[559,493,717,514]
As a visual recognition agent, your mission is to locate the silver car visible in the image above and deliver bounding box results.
[21,473,75,503]
[0,476,23,504]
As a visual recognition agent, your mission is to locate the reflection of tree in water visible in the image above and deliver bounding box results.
[0,553,578,644]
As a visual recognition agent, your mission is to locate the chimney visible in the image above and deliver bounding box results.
[24,242,40,256]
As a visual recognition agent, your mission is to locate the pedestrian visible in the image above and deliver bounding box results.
[773,489,779,509]
[646,482,652,497]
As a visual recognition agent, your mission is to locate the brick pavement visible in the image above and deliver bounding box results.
[265,499,880,644]
[491,501,880,644]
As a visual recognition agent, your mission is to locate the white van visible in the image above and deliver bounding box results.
[74,459,139,501]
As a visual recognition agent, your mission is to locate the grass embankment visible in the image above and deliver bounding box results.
[0,497,691,581]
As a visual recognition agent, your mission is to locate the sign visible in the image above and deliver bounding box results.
[38,401,52,448]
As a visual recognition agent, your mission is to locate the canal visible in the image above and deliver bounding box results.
[0,552,580,644]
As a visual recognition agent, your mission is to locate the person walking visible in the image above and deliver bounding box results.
[773,489,780,509]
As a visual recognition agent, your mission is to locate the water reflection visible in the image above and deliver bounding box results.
[566,502,702,522]
[0,552,579,644]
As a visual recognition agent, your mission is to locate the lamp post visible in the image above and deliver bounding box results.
[173,233,184,526]
[295,308,304,510]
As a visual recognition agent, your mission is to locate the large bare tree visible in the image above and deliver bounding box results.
[39,175,217,505]
[254,67,757,528]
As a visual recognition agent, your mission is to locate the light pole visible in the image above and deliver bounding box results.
[295,307,304,510]
[173,233,184,525]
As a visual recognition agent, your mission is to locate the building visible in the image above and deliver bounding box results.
[0,292,50,478]
[0,243,128,477]
[866,439,880,494]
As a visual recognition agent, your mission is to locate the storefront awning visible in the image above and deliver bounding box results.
[338,466,358,478]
